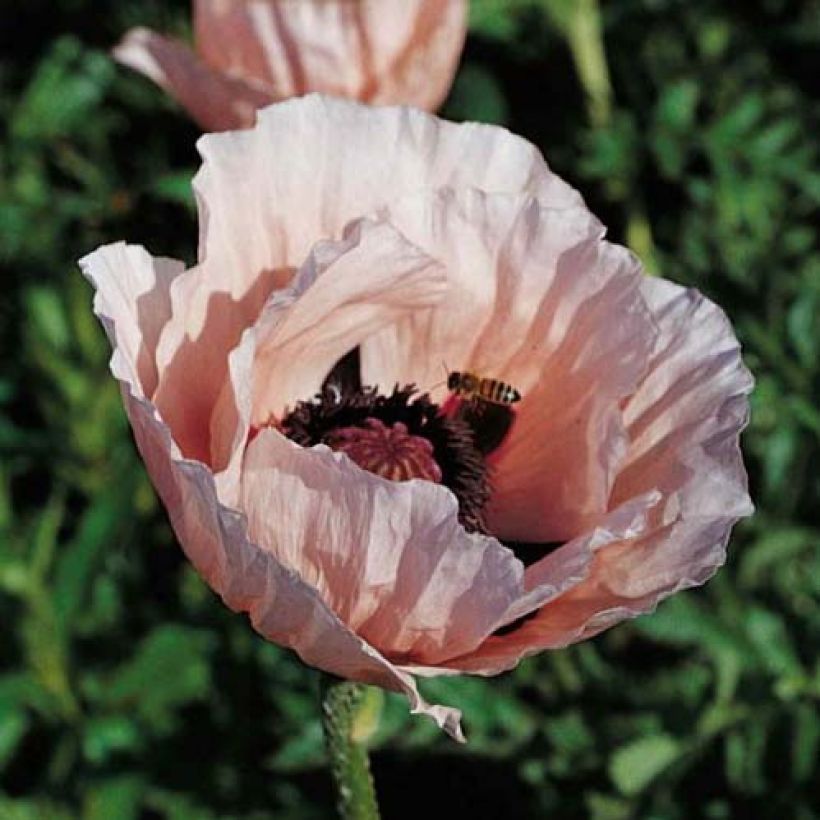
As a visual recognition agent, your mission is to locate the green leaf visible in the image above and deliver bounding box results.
[150,170,197,210]
[0,710,28,770]
[725,720,769,793]
[269,722,325,773]
[586,792,633,820]
[739,527,818,588]
[787,289,820,369]
[82,716,142,765]
[11,37,114,142]
[792,703,820,783]
[656,79,700,131]
[25,287,70,353]
[744,607,803,678]
[0,797,74,820]
[609,734,681,796]
[53,475,135,627]
[98,625,215,734]
[469,0,535,40]
[83,777,144,820]
[707,94,766,148]
[144,790,219,820]
[444,63,509,125]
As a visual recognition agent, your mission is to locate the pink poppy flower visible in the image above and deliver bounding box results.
[81,96,752,740]
[114,0,468,131]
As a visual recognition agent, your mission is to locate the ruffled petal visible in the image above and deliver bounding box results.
[612,277,754,521]
[80,242,465,740]
[403,491,660,677]
[240,428,525,666]
[432,279,752,676]
[359,188,655,541]
[192,95,580,302]
[193,0,468,111]
[152,95,580,465]
[114,27,273,132]
[251,217,447,425]
[359,188,602,395]
[79,242,183,399]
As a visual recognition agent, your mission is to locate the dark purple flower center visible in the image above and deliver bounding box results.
[279,382,497,534]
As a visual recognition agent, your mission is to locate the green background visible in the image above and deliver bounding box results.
[1,1,819,817]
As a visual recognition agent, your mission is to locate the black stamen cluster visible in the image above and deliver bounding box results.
[281,384,492,533]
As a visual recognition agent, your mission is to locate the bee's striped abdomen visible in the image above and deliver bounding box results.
[448,372,521,406]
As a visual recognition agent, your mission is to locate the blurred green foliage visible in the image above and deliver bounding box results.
[1,0,819,817]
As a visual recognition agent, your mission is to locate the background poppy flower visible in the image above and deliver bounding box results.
[114,0,469,131]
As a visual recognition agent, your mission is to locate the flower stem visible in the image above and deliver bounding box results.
[562,0,613,131]
[554,0,659,273]
[320,675,382,820]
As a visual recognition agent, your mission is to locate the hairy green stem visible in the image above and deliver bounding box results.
[320,675,382,820]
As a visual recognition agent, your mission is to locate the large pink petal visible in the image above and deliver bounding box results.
[402,491,660,678]
[359,188,656,541]
[80,243,465,739]
[251,217,447,425]
[434,279,752,676]
[486,240,656,541]
[240,428,525,666]
[192,95,580,303]
[114,28,273,132]
[152,95,580,465]
[442,517,740,677]
[193,0,468,111]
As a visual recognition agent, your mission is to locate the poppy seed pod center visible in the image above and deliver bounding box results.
[327,418,443,484]
[280,384,495,533]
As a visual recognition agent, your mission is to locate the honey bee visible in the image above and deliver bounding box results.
[446,371,521,405]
